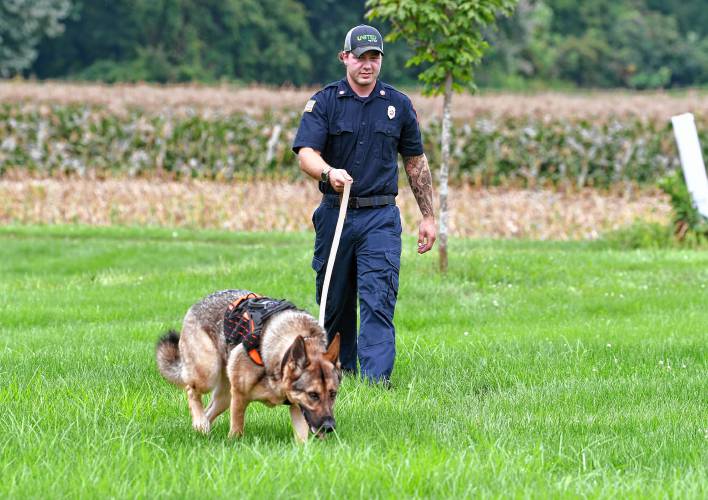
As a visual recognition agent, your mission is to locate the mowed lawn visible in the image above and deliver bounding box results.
[0,225,706,498]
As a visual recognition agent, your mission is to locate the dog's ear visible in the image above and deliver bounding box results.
[289,335,309,371]
[324,332,341,364]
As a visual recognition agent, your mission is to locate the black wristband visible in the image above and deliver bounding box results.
[320,167,332,183]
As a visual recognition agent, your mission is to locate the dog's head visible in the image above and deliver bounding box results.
[283,333,341,437]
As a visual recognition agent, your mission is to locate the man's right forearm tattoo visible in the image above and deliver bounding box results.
[403,154,434,218]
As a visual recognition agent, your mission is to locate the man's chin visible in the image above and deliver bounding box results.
[356,76,374,86]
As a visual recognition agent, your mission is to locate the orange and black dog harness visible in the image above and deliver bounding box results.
[223,293,298,366]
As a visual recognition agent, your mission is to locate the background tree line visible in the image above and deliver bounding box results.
[2,0,708,89]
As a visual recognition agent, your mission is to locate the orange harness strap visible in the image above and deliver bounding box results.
[229,292,261,310]
[247,349,264,365]
[224,293,298,367]
[225,292,264,365]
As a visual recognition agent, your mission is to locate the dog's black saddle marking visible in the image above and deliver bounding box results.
[223,294,298,366]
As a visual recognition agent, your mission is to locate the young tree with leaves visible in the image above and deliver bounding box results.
[367,0,516,272]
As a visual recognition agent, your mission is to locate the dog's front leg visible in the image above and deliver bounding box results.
[289,404,309,443]
[206,374,231,424]
[227,349,250,438]
[229,388,247,438]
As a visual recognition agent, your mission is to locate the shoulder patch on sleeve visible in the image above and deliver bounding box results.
[304,99,316,113]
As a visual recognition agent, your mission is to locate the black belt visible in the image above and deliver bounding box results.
[323,194,396,209]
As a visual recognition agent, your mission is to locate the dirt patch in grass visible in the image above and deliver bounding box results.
[0,177,670,240]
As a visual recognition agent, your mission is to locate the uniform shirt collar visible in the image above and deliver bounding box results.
[336,79,353,98]
[374,80,390,100]
[336,79,389,100]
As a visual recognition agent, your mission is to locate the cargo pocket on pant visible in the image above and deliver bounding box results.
[358,250,400,350]
[312,255,325,303]
[384,250,400,303]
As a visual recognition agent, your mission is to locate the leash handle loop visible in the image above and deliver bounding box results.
[318,181,351,327]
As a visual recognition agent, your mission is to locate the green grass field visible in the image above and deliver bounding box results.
[1,225,706,498]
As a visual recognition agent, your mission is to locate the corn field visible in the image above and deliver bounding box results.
[2,82,707,185]
[0,82,694,238]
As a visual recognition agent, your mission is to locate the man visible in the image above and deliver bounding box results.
[292,25,436,385]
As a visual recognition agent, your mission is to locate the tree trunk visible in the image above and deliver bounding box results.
[439,72,453,273]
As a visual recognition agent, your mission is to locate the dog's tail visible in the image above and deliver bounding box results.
[156,330,184,386]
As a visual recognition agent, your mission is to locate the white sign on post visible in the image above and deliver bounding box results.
[671,113,708,219]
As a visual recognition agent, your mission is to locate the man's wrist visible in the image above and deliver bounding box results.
[320,166,333,182]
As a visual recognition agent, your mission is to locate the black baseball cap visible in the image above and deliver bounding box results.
[343,25,384,57]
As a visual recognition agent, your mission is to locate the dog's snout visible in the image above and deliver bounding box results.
[321,417,336,433]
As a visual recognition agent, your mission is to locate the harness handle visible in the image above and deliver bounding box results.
[318,180,352,327]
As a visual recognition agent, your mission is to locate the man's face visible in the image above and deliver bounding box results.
[342,50,382,87]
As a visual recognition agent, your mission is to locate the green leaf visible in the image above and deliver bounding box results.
[367,0,519,93]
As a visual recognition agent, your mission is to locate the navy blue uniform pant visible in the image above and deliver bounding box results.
[311,201,401,381]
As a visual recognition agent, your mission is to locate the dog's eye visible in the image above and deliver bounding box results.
[329,391,337,399]
[308,392,320,401]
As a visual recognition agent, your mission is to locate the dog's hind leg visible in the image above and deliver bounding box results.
[180,312,222,434]
[205,373,231,425]
[186,385,210,433]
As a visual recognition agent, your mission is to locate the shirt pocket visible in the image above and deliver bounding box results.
[328,119,354,165]
[374,120,400,164]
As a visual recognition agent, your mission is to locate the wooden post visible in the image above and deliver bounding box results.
[671,113,708,219]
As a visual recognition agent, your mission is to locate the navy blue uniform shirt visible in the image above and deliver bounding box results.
[292,79,423,197]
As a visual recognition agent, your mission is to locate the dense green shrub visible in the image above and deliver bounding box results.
[658,171,708,243]
[600,222,676,249]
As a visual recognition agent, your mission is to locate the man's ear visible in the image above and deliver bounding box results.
[324,333,340,365]
[289,335,309,371]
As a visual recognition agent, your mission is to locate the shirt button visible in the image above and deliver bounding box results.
[359,141,363,145]
[356,161,360,165]
[362,122,366,126]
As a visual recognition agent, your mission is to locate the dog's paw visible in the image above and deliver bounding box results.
[192,417,211,434]
[228,429,243,439]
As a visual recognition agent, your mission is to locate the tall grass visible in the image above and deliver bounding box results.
[1,225,706,497]
[0,178,670,239]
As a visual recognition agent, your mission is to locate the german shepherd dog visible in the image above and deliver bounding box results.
[155,289,341,442]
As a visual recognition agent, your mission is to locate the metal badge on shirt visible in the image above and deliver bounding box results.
[387,105,396,120]
[304,100,316,113]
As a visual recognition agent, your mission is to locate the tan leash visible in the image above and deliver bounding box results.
[318,181,352,327]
